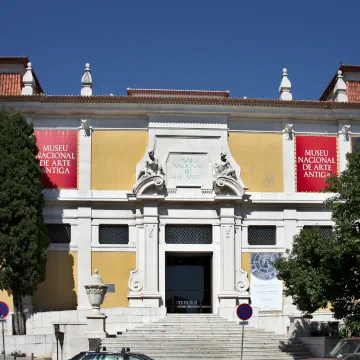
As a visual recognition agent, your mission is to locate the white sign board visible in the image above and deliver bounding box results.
[166,153,212,189]
[250,253,282,311]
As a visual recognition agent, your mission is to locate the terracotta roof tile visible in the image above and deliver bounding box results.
[127,88,230,98]
[320,64,360,101]
[347,81,360,102]
[0,74,21,95]
[1,94,360,109]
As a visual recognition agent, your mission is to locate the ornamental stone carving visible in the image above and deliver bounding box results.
[133,150,165,195]
[128,268,144,292]
[236,269,250,293]
[214,153,237,179]
[85,269,108,314]
[213,153,246,196]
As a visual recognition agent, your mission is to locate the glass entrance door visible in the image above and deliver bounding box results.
[165,253,212,313]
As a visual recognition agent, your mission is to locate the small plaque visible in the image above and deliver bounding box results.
[106,284,115,292]
[239,321,248,325]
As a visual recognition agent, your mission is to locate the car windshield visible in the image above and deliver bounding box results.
[81,355,97,360]
[329,340,360,356]
[69,353,89,360]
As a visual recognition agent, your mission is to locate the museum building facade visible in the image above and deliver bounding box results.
[1,57,360,333]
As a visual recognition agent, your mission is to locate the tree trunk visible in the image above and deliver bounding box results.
[13,294,26,335]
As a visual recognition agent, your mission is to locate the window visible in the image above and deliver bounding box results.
[165,225,212,244]
[99,225,129,245]
[351,137,360,153]
[47,224,71,244]
[248,226,276,246]
[303,226,333,238]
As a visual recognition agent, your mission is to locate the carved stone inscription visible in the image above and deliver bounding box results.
[166,153,212,188]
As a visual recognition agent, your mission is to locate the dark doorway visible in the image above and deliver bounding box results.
[165,253,212,313]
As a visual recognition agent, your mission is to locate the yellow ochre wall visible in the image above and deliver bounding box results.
[92,130,148,190]
[242,252,251,281]
[229,133,284,192]
[91,252,136,308]
[32,251,78,311]
[0,290,13,311]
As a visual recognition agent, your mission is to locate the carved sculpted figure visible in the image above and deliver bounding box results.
[137,150,164,181]
[214,153,237,179]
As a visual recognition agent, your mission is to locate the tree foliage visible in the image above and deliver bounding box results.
[0,108,48,334]
[275,152,360,336]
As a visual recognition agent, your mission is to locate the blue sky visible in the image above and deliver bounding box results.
[2,0,359,100]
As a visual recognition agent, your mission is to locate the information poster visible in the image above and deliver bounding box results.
[296,136,337,192]
[250,253,282,311]
[35,130,78,189]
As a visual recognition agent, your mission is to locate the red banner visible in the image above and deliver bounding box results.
[35,130,78,189]
[296,136,337,192]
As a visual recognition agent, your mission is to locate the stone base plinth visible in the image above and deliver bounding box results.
[218,291,250,320]
[128,292,161,307]
[86,313,107,339]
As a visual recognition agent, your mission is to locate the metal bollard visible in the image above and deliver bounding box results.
[31,353,34,360]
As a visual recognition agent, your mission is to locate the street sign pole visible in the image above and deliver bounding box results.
[240,321,244,360]
[236,304,253,360]
[0,301,9,360]
[1,320,5,360]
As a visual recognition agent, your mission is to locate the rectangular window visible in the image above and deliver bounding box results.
[47,224,71,244]
[165,225,212,244]
[248,226,276,246]
[303,226,333,238]
[99,225,129,245]
[351,137,360,153]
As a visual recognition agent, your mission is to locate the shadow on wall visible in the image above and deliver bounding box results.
[290,318,340,338]
[32,251,77,311]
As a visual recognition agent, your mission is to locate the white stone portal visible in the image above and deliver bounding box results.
[128,114,250,316]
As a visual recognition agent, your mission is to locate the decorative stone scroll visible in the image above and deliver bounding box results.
[236,269,250,293]
[133,150,165,195]
[128,268,144,292]
[213,153,246,196]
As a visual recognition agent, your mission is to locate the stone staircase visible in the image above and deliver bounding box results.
[101,314,313,360]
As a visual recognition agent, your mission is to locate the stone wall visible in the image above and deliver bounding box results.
[1,307,166,358]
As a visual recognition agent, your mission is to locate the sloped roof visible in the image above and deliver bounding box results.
[0,73,21,95]
[0,56,44,94]
[319,64,360,101]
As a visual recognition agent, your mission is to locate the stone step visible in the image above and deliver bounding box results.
[101,314,313,360]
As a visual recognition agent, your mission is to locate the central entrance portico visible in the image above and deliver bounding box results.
[127,115,251,319]
[165,253,212,314]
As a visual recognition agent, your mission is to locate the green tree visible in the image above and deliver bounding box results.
[275,152,360,336]
[0,108,48,335]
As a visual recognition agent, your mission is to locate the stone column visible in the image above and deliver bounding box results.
[128,203,161,307]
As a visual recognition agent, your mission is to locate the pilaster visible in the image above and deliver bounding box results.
[78,121,92,196]
[128,203,161,307]
[218,205,249,319]
[282,123,295,192]
[283,209,299,314]
[338,123,351,173]
[77,206,92,310]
